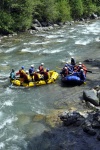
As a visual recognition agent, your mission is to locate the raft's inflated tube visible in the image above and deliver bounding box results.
[11,70,59,87]
[62,75,84,84]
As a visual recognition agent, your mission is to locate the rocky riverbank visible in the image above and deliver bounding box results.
[27,59,100,150]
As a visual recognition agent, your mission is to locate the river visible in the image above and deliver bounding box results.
[0,20,100,150]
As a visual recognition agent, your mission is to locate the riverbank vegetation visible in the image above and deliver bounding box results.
[0,0,100,34]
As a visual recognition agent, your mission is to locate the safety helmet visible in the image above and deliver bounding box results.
[41,63,44,66]
[46,68,49,72]
[36,69,39,72]
[71,57,74,59]
[31,64,34,67]
[64,67,67,69]
[21,66,24,69]
[79,62,82,65]
[26,70,29,74]
[66,62,69,64]
[65,64,68,67]
[78,65,82,67]
[12,69,15,72]
[80,69,83,72]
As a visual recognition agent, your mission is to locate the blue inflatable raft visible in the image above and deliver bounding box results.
[61,75,85,85]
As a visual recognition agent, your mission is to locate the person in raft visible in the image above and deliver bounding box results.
[38,63,44,74]
[79,69,86,82]
[60,67,69,77]
[43,68,50,80]
[33,69,41,81]
[29,64,35,77]
[71,57,76,66]
[23,70,31,84]
[16,66,25,78]
[9,69,16,82]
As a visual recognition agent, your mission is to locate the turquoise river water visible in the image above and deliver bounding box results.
[0,20,100,150]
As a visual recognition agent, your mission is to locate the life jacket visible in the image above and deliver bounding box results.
[43,71,50,80]
[39,65,44,73]
[33,72,41,81]
[16,69,25,78]
[61,67,68,77]
[24,73,31,82]
[10,72,15,80]
[82,64,87,76]
[29,67,34,76]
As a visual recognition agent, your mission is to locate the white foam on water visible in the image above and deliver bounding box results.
[31,41,50,45]
[4,100,13,106]
[43,47,64,54]
[75,38,92,45]
[0,142,5,149]
[80,22,100,35]
[68,51,75,56]
[0,116,17,130]
[4,87,12,94]
[24,40,50,45]
[69,28,76,33]
[95,37,100,42]
[5,47,17,53]
[21,48,43,53]
[5,135,18,142]
[56,39,67,43]
[46,34,59,39]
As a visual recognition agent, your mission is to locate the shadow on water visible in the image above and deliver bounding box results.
[27,123,100,150]
[60,81,83,88]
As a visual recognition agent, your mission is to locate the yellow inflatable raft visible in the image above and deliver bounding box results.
[11,70,59,87]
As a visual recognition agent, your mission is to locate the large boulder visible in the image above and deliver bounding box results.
[59,111,85,126]
[83,89,99,106]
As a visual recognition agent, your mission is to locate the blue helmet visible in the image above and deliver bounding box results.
[46,68,49,72]
[21,66,24,69]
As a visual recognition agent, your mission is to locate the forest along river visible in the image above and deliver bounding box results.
[0,20,100,149]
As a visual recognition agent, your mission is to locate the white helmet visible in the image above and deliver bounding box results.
[36,69,39,72]
[66,62,69,64]
[26,70,29,74]
[79,62,82,65]
[31,64,34,67]
[78,65,82,67]
[41,63,44,65]
[80,69,84,72]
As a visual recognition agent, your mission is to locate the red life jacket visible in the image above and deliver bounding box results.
[33,73,40,81]
[39,65,44,73]
[16,69,25,78]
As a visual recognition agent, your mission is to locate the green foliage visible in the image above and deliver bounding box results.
[0,11,14,34]
[82,0,97,16]
[96,6,100,15]
[69,0,83,19]
[56,0,71,22]
[0,0,99,34]
[11,0,34,31]
[32,0,58,22]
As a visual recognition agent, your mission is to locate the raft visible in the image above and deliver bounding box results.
[61,75,85,85]
[11,70,59,87]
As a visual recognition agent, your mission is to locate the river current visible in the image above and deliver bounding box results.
[0,20,100,150]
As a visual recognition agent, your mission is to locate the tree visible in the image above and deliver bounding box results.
[69,0,83,19]
[56,0,71,22]
[82,0,97,16]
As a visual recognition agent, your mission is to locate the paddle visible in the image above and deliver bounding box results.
[87,70,92,73]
